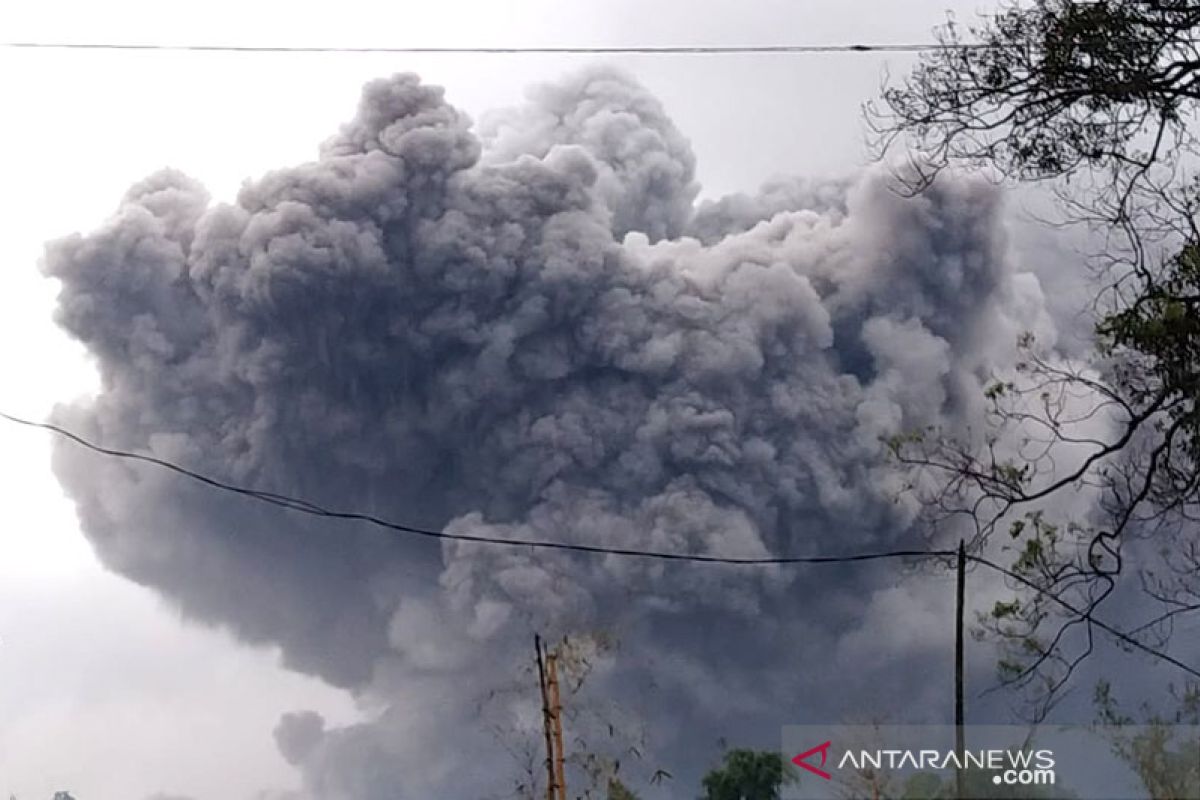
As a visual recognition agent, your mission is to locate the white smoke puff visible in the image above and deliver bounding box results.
[40,66,1067,799]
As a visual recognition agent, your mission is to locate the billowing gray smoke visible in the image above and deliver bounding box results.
[44,66,1058,798]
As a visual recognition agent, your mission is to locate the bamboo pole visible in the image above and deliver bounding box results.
[535,635,557,800]
[547,650,567,800]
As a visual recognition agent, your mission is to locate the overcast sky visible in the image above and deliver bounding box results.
[0,2,1100,799]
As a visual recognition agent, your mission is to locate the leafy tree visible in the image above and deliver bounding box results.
[701,749,796,800]
[872,0,1200,715]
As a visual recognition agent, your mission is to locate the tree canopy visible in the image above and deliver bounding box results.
[873,0,1200,714]
[701,749,796,800]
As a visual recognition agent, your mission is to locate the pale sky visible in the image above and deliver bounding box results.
[0,2,1000,798]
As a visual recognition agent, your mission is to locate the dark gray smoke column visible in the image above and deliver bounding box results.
[44,66,1055,798]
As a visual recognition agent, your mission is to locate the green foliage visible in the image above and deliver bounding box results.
[607,777,641,800]
[1095,680,1200,800]
[884,430,927,457]
[992,599,1021,620]
[873,0,1200,186]
[985,381,1014,401]
[701,749,796,800]
[1099,242,1200,446]
[874,0,1200,726]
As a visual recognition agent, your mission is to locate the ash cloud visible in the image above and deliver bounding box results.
[44,66,1059,798]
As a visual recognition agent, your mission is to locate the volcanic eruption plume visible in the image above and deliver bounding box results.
[44,66,1058,798]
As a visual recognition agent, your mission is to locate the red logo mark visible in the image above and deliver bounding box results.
[792,741,832,780]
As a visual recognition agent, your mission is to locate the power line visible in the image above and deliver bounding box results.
[970,554,1200,682]
[4,408,1198,681]
[0,410,952,566]
[0,41,985,56]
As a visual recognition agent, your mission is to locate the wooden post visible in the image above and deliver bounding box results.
[955,540,967,800]
[535,635,558,800]
[547,650,567,800]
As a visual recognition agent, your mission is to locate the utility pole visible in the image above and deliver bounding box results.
[955,540,967,800]
[546,649,568,800]
[535,634,559,800]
